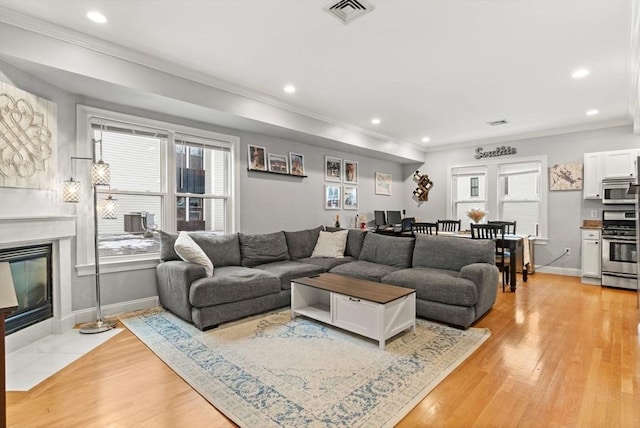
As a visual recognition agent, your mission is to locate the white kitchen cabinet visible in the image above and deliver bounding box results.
[583,152,603,199]
[602,149,637,178]
[583,149,638,199]
[581,229,601,279]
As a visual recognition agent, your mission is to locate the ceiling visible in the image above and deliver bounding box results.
[0,0,638,152]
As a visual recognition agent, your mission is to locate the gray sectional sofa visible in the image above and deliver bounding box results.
[156,226,499,330]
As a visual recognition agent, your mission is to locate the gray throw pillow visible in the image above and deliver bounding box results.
[158,230,180,261]
[239,231,290,267]
[284,226,323,260]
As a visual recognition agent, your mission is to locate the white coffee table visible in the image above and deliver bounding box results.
[291,273,416,350]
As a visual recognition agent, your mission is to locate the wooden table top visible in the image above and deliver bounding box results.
[292,272,415,304]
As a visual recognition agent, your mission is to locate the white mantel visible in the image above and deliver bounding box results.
[0,216,76,352]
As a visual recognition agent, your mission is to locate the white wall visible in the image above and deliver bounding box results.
[402,125,640,274]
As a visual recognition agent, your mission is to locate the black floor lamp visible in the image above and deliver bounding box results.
[62,128,118,334]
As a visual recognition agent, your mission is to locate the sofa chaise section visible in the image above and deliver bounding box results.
[382,234,498,328]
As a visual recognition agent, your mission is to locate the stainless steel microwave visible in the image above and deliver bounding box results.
[602,177,636,204]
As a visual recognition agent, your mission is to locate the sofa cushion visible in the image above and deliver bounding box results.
[174,232,214,277]
[189,266,281,307]
[254,261,325,290]
[311,230,348,258]
[239,231,290,267]
[158,230,180,261]
[412,234,494,271]
[190,233,241,267]
[324,227,368,259]
[358,233,415,268]
[330,260,403,282]
[382,267,478,306]
[284,226,323,260]
[297,256,356,271]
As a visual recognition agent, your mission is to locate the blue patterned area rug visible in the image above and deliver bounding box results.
[121,309,490,427]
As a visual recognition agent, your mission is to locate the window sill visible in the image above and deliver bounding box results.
[76,254,160,276]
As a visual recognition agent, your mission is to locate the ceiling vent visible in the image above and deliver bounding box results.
[487,120,509,126]
[324,0,374,25]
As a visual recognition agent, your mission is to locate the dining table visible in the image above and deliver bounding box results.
[437,231,531,292]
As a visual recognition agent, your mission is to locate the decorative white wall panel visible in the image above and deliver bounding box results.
[0,81,57,189]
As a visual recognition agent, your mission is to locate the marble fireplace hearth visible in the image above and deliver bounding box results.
[0,216,76,353]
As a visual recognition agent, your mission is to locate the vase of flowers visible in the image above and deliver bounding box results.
[467,208,487,224]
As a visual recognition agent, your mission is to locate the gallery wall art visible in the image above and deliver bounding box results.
[0,81,57,189]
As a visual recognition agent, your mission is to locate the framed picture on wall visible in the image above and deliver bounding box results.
[343,186,358,210]
[325,184,342,209]
[268,153,289,174]
[375,172,392,195]
[289,152,305,176]
[248,145,267,171]
[325,156,342,182]
[343,160,358,184]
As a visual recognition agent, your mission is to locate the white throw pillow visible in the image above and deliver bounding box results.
[174,232,214,277]
[311,230,349,258]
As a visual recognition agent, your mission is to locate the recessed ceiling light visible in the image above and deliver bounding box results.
[87,11,107,24]
[586,109,599,116]
[283,85,296,94]
[421,137,430,143]
[572,68,590,79]
[371,118,381,125]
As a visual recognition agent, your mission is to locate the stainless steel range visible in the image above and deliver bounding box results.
[601,209,637,290]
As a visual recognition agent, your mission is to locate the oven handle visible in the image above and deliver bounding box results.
[601,272,637,279]
[601,237,637,243]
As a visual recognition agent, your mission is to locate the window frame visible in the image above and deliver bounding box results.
[75,105,240,275]
[447,155,548,241]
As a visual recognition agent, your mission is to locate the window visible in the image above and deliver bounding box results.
[470,177,479,197]
[498,162,541,236]
[451,166,487,224]
[75,106,239,271]
[175,136,230,233]
[448,156,548,239]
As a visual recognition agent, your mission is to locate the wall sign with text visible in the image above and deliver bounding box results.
[474,145,517,159]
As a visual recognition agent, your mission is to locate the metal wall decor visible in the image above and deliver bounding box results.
[474,145,517,159]
[0,81,57,189]
[413,170,433,202]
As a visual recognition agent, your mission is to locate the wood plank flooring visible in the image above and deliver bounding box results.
[6,273,640,427]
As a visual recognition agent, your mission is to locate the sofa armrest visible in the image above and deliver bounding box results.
[156,260,208,322]
[459,263,499,319]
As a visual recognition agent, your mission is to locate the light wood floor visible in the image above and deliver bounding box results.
[6,273,640,427]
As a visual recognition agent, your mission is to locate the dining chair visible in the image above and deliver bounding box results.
[437,219,461,232]
[413,222,438,235]
[401,217,415,234]
[487,220,517,235]
[470,223,510,292]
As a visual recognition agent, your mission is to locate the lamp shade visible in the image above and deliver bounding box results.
[91,160,110,185]
[101,195,118,219]
[62,178,81,202]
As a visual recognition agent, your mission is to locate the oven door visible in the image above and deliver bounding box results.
[601,236,637,274]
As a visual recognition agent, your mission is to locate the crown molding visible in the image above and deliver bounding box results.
[423,118,633,153]
[0,6,413,147]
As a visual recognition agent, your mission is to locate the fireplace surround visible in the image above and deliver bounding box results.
[0,216,76,352]
[1,244,53,334]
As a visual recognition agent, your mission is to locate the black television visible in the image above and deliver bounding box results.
[387,210,402,226]
[374,210,387,229]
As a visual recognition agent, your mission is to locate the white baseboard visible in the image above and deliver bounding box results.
[532,266,581,277]
[73,296,160,324]
[5,296,160,354]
